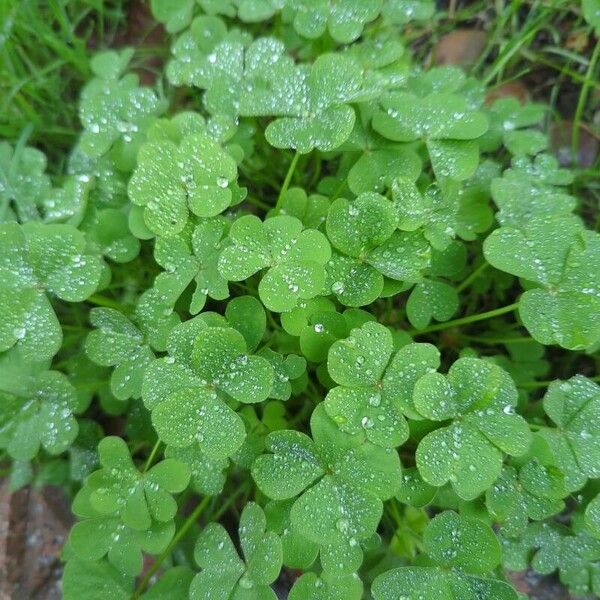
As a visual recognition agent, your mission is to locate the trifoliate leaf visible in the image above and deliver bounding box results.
[275,187,330,229]
[83,436,190,530]
[154,218,230,313]
[190,502,282,599]
[0,222,103,360]
[218,215,331,312]
[79,49,164,161]
[539,376,600,491]
[86,308,155,401]
[191,326,274,403]
[128,128,241,235]
[373,93,488,180]
[415,358,531,500]
[150,0,196,33]
[252,404,401,561]
[0,368,82,460]
[165,444,227,496]
[372,511,516,600]
[486,461,566,536]
[392,178,459,249]
[0,141,51,223]
[244,54,369,153]
[484,217,600,350]
[70,512,174,576]
[325,322,412,447]
[406,278,459,330]
[342,110,421,194]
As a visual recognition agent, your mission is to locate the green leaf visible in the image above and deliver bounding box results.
[129,129,240,235]
[382,0,435,23]
[84,436,190,530]
[253,405,401,558]
[152,387,246,459]
[251,54,367,153]
[150,0,195,33]
[289,0,381,43]
[425,511,501,574]
[86,308,154,401]
[190,502,282,599]
[63,558,133,600]
[192,326,274,403]
[484,217,600,350]
[79,50,164,160]
[540,376,600,490]
[219,215,331,312]
[0,368,82,460]
[415,358,531,500]
[289,571,363,600]
[406,279,458,329]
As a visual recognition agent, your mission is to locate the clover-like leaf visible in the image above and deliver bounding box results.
[0,367,83,460]
[481,97,547,156]
[372,511,516,600]
[70,511,174,576]
[486,459,566,537]
[128,127,241,235]
[406,278,459,330]
[288,0,382,43]
[324,193,431,306]
[244,54,369,153]
[153,218,230,313]
[0,141,51,224]
[414,358,532,500]
[392,177,460,249]
[539,376,600,491]
[79,49,164,162]
[252,404,401,566]
[85,308,155,401]
[191,326,274,403]
[150,0,196,33]
[83,436,190,531]
[381,0,435,24]
[484,216,600,350]
[373,92,488,180]
[190,502,282,599]
[165,444,228,496]
[325,322,418,447]
[0,222,103,360]
[219,215,331,312]
[341,107,421,194]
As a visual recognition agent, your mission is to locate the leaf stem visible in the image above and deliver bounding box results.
[86,294,127,311]
[409,302,519,335]
[456,261,489,293]
[275,151,300,213]
[572,40,600,165]
[519,374,600,390]
[131,495,211,599]
[142,440,162,473]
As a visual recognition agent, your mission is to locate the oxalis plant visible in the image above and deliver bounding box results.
[1,1,600,599]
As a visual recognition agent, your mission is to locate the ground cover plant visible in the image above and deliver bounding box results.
[1,0,600,598]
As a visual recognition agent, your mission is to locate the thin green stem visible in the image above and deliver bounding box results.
[572,40,600,164]
[409,302,519,336]
[461,334,536,345]
[142,440,162,473]
[456,262,489,293]
[274,151,300,213]
[131,496,211,599]
[519,374,600,390]
[86,294,126,311]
